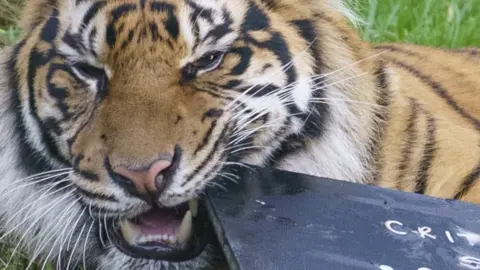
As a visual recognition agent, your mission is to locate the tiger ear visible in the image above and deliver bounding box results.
[19,0,58,32]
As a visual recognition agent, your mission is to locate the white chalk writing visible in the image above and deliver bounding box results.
[383,220,480,270]
[384,220,480,247]
[459,256,480,270]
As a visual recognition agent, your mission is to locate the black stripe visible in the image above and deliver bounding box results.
[40,9,59,42]
[72,154,100,181]
[203,8,233,44]
[289,17,328,138]
[62,31,86,53]
[106,4,138,46]
[76,188,118,202]
[186,0,202,51]
[374,60,389,92]
[191,84,233,100]
[9,39,58,176]
[186,0,214,24]
[413,110,436,194]
[202,109,223,121]
[270,16,330,166]
[387,58,480,131]
[266,118,302,165]
[230,46,253,75]
[47,63,88,120]
[79,1,106,37]
[369,61,391,184]
[236,84,279,96]
[243,1,270,31]
[149,23,161,41]
[27,15,71,166]
[150,2,179,39]
[194,120,218,156]
[454,161,480,200]
[140,0,147,9]
[184,125,229,185]
[88,27,98,56]
[269,16,329,164]
[397,98,419,188]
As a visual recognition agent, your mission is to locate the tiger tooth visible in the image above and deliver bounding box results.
[120,220,140,246]
[177,210,193,245]
[188,199,198,217]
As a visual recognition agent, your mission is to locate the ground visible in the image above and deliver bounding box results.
[0,0,479,269]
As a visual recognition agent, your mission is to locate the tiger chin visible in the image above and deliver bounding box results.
[0,0,479,269]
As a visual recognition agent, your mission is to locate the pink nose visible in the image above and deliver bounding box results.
[113,158,173,194]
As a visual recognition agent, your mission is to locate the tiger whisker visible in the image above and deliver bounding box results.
[98,210,106,248]
[0,188,75,243]
[24,198,81,269]
[33,201,81,270]
[1,190,75,269]
[205,180,228,191]
[226,40,317,111]
[227,50,386,116]
[0,171,72,201]
[216,173,239,184]
[219,172,240,179]
[0,181,73,236]
[1,169,72,193]
[88,202,94,219]
[104,213,114,246]
[66,222,87,270]
[231,109,271,134]
[55,205,84,270]
[233,49,382,107]
[230,145,269,154]
[219,162,255,171]
[65,207,87,260]
[228,113,304,146]
[222,142,254,152]
[82,220,96,270]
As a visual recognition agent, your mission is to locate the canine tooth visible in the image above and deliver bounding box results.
[188,199,198,217]
[177,210,193,245]
[162,234,168,240]
[120,221,140,246]
[168,235,176,242]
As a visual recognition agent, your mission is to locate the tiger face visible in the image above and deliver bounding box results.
[11,0,325,268]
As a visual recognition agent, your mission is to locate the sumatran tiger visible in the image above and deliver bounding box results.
[0,0,478,269]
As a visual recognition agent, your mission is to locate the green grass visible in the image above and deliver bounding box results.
[349,0,480,48]
[0,0,479,269]
[0,0,22,47]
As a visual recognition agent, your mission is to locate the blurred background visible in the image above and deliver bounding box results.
[0,0,478,269]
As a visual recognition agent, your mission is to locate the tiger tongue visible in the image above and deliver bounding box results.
[134,207,183,236]
[120,203,195,247]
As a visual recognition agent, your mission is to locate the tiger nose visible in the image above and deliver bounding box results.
[111,145,182,196]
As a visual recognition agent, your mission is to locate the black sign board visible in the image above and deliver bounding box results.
[205,165,480,270]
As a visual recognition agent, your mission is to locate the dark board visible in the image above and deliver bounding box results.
[205,165,480,270]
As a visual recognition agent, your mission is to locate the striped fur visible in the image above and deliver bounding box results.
[0,0,478,269]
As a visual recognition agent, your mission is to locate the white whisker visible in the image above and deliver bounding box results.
[0,171,72,201]
[0,183,74,241]
[66,222,87,270]
[24,198,81,270]
[82,220,95,270]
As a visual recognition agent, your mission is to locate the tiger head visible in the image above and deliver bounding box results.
[7,0,355,268]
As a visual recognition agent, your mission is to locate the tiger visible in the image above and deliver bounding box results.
[0,0,479,269]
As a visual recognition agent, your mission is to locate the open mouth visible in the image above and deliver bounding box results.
[108,199,211,262]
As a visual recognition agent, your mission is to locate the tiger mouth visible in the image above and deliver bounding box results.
[109,199,211,262]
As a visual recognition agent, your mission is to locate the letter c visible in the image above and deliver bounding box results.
[385,220,408,235]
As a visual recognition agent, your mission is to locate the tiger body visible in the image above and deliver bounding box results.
[0,0,478,269]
